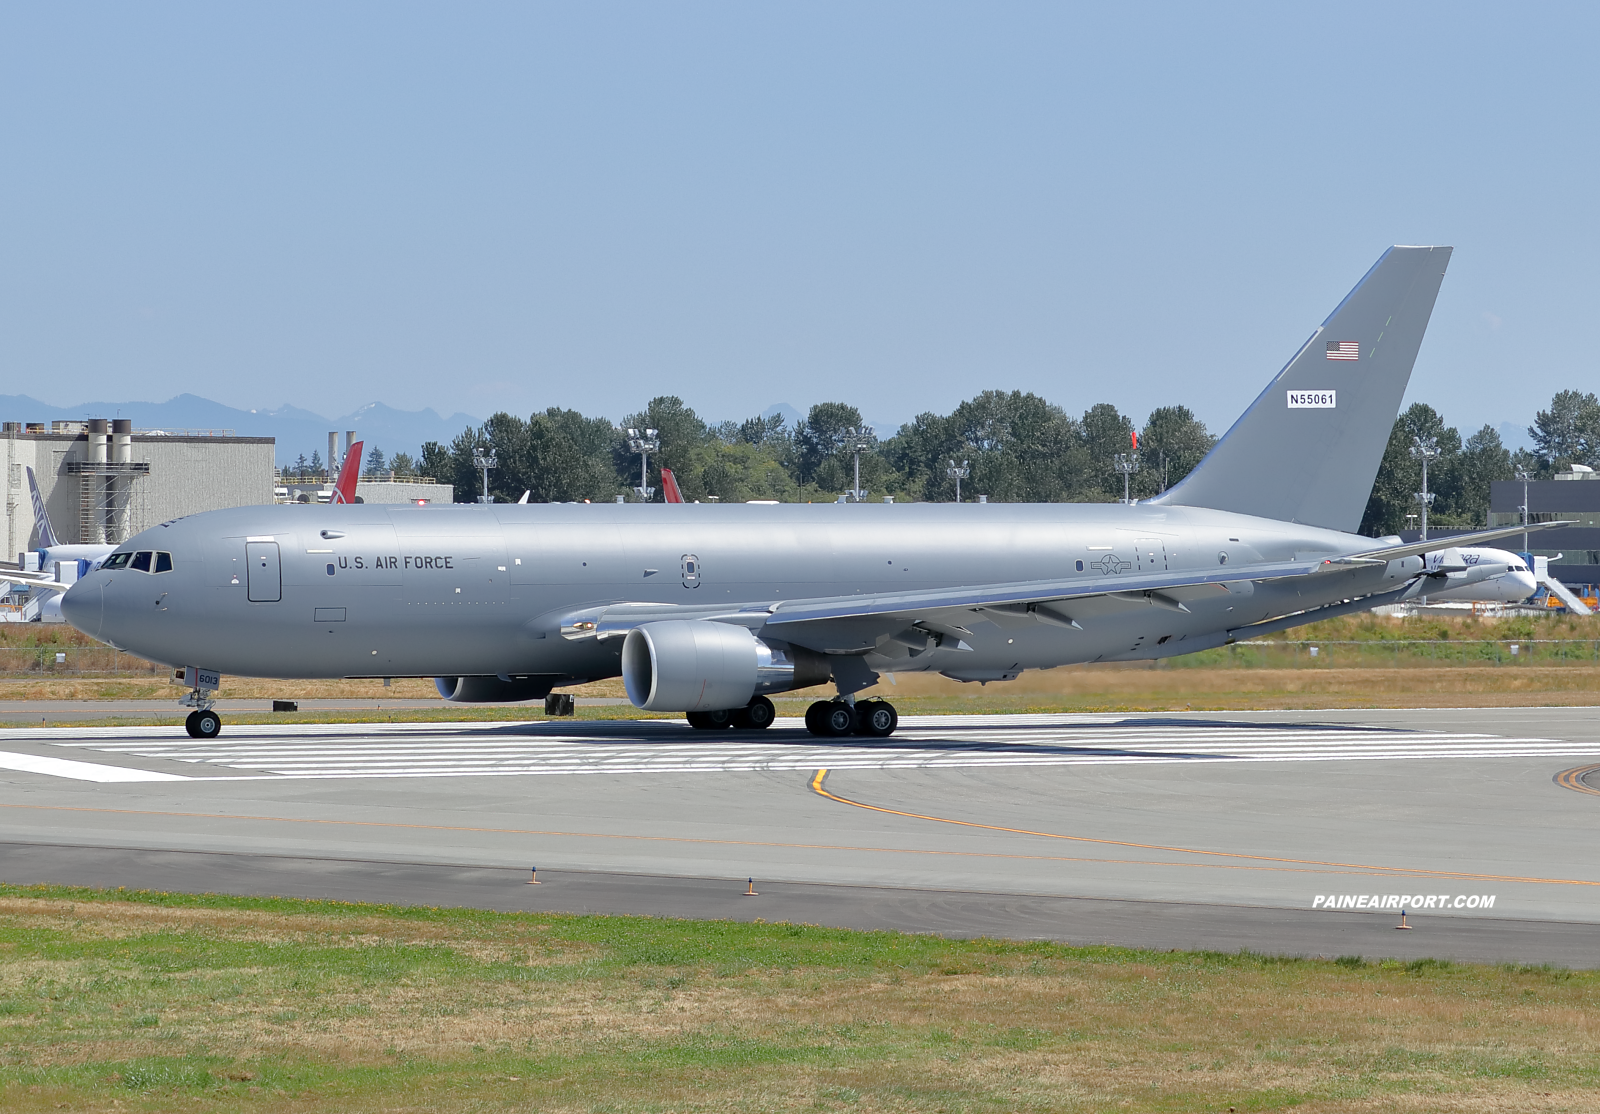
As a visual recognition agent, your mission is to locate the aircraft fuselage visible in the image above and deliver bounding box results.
[63,500,1414,684]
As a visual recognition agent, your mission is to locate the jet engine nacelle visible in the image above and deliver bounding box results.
[621,620,830,712]
[435,675,563,703]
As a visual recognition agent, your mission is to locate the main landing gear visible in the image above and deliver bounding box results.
[683,695,900,737]
[686,695,776,731]
[805,698,898,738]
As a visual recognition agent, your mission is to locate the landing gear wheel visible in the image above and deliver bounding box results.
[806,701,857,737]
[732,696,775,730]
[186,709,221,739]
[686,709,735,730]
[854,699,898,737]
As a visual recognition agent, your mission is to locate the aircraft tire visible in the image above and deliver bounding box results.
[189,709,221,739]
[803,701,831,735]
[185,711,202,738]
[686,709,736,730]
[732,696,775,730]
[817,702,857,737]
[855,700,898,737]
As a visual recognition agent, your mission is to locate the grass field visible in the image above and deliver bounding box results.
[0,886,1596,1113]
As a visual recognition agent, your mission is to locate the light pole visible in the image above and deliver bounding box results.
[946,459,970,503]
[840,426,876,501]
[1409,435,1440,541]
[471,449,497,504]
[626,428,659,501]
[1515,467,1534,552]
[1113,452,1140,505]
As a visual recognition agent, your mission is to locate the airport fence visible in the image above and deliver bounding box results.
[0,647,168,677]
[4,639,1600,678]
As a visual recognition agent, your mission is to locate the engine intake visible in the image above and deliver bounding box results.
[621,621,829,711]
[435,675,564,703]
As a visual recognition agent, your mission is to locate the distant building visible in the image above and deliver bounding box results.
[1489,468,1600,587]
[276,478,454,504]
[3,420,273,559]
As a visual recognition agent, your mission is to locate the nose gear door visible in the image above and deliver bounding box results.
[246,541,281,602]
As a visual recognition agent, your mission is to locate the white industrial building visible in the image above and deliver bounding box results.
[4,419,275,558]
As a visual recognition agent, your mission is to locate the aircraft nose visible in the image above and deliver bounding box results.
[59,579,102,639]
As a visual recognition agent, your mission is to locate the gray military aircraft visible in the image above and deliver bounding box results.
[59,245,1567,740]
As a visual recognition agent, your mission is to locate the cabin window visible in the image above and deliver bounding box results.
[103,552,132,570]
[1075,560,1084,572]
[154,552,173,573]
[681,554,701,589]
[130,551,152,572]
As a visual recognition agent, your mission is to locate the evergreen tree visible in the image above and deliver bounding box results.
[364,446,387,476]
[1529,390,1600,469]
[1134,406,1216,498]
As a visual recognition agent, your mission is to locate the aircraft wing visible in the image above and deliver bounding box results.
[0,570,69,593]
[761,559,1324,631]
[1332,520,1571,564]
[555,559,1323,646]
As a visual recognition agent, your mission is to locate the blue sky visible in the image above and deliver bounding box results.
[2,3,1595,443]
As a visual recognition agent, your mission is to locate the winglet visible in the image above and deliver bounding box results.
[331,440,364,504]
[25,467,59,549]
[661,467,685,504]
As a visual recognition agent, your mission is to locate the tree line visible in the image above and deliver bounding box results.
[296,387,1600,538]
[412,392,1218,509]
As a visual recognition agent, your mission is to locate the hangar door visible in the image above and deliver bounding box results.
[246,541,281,602]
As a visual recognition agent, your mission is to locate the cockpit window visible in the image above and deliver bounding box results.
[103,552,132,570]
[154,552,173,573]
[130,551,152,572]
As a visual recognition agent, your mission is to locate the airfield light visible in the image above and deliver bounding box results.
[1113,452,1140,505]
[1409,436,1440,541]
[839,426,877,502]
[626,428,659,501]
[946,459,970,503]
[471,449,498,504]
[1515,467,1534,552]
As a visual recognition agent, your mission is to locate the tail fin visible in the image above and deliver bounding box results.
[25,467,59,549]
[331,440,363,504]
[660,467,684,504]
[1152,245,1451,531]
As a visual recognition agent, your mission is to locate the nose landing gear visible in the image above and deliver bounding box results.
[176,667,223,738]
[185,709,222,739]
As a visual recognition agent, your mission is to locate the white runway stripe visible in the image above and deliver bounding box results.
[10,714,1595,781]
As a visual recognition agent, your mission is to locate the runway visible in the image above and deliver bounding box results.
[1,707,1597,965]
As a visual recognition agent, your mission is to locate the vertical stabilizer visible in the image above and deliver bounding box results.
[1153,246,1452,531]
[25,467,59,549]
[331,440,364,504]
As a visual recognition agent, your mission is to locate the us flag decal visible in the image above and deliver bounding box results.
[1326,341,1359,360]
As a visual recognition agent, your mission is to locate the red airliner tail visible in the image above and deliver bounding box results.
[661,467,684,504]
[332,440,364,504]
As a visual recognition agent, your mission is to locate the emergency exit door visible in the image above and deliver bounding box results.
[1134,538,1168,573]
[246,541,281,602]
